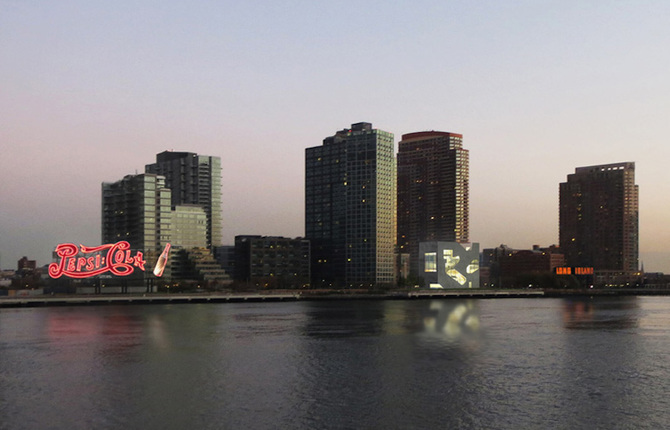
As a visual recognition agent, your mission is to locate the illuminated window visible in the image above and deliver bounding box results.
[425,252,437,272]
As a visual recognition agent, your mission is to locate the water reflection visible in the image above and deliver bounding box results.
[5,298,670,429]
[562,296,639,329]
[45,307,146,367]
[300,299,482,345]
[302,300,387,337]
[422,299,480,340]
[558,296,646,429]
[294,299,485,429]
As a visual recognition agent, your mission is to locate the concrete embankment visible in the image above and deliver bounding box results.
[0,289,540,308]
[2,288,670,308]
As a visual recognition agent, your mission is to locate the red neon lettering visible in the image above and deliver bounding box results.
[134,252,146,271]
[48,243,78,278]
[76,258,87,271]
[48,241,148,279]
[108,242,134,276]
[125,251,135,264]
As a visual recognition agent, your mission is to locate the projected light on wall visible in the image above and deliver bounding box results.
[420,241,480,289]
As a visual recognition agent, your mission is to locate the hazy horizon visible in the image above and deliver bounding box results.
[2,1,669,272]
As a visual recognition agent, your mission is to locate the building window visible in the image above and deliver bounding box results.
[425,252,437,272]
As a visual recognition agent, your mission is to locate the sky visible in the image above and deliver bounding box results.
[2,0,670,272]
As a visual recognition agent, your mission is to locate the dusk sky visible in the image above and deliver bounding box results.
[2,1,670,272]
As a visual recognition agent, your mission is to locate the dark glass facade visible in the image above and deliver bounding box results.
[305,122,396,287]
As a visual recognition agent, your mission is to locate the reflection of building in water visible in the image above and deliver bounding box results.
[561,299,594,328]
[420,242,479,289]
[422,300,481,343]
[46,309,144,358]
[562,297,639,330]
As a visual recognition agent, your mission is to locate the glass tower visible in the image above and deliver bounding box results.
[146,151,222,249]
[305,122,396,287]
[101,173,172,277]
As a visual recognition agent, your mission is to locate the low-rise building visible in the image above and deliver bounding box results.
[418,242,480,289]
[483,244,564,288]
[235,236,310,289]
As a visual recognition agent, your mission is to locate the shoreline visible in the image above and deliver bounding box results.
[2,288,670,308]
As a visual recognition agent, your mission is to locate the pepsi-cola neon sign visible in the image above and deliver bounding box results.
[49,241,147,279]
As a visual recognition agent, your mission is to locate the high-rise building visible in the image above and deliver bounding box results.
[559,162,639,273]
[146,151,222,249]
[397,131,469,276]
[305,122,396,287]
[101,173,172,278]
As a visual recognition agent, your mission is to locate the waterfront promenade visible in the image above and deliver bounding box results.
[0,289,540,308]
[2,287,670,308]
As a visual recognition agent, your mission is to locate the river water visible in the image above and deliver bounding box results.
[2,296,670,429]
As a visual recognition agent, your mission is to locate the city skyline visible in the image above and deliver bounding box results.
[2,2,670,272]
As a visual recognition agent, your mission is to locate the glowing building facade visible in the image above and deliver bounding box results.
[397,131,469,276]
[419,241,479,289]
[305,122,396,287]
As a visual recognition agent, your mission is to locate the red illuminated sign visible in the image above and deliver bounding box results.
[556,267,571,275]
[49,241,146,279]
[555,267,594,276]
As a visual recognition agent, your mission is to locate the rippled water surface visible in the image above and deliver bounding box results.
[2,296,670,429]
